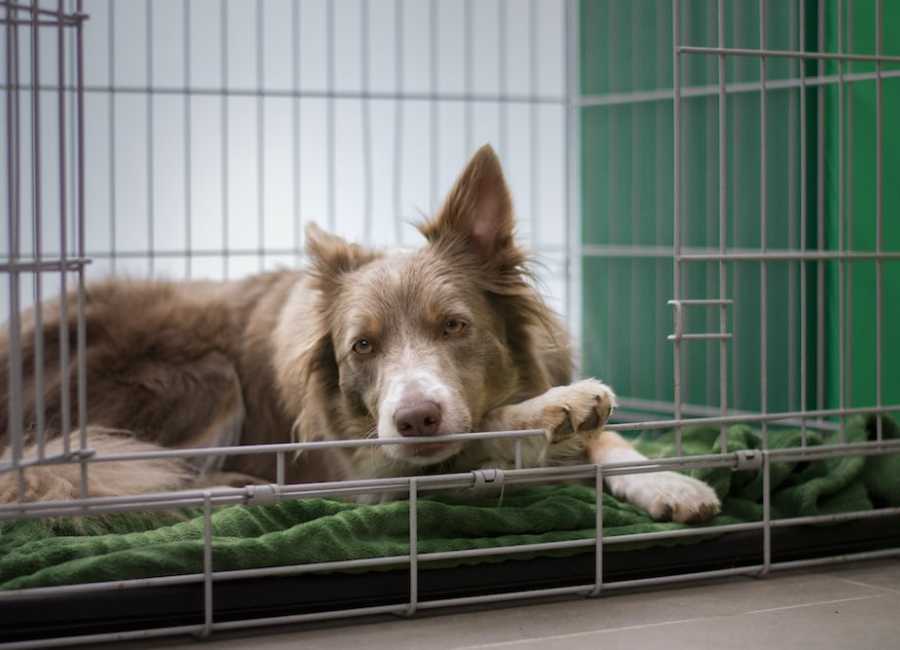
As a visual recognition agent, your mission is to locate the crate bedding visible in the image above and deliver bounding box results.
[1,416,898,590]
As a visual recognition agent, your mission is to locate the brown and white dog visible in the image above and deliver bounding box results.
[0,145,719,523]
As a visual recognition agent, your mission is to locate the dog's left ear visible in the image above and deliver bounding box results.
[305,222,378,292]
[419,144,516,262]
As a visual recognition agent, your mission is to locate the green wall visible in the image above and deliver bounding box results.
[822,0,900,412]
[580,1,899,419]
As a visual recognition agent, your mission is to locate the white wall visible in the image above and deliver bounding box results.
[2,0,571,323]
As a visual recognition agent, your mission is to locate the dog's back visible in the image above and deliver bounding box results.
[0,272,349,501]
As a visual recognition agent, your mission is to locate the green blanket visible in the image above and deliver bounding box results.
[2,416,898,590]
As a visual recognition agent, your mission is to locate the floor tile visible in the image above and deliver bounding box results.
[102,564,896,650]
[821,558,900,594]
[482,593,894,650]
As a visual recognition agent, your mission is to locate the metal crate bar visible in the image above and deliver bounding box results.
[4,0,25,500]
[21,85,569,103]
[607,404,900,434]
[668,299,734,306]
[428,0,438,214]
[672,0,683,456]
[816,0,826,440]
[407,477,418,615]
[758,0,768,457]
[289,0,299,266]
[678,250,900,262]
[0,257,89,272]
[361,0,373,245]
[667,333,732,341]
[8,67,900,106]
[4,434,900,521]
[581,244,900,261]
[787,0,799,447]
[679,45,900,64]
[591,464,603,595]
[0,428,546,474]
[200,492,213,638]
[104,0,115,272]
[837,0,847,444]
[846,0,855,454]
[875,0,884,442]
[29,0,45,462]
[145,0,154,275]
[326,0,335,232]
[56,0,72,457]
[0,18,84,26]
[0,625,209,650]
[221,0,230,276]
[255,0,265,272]
[799,0,809,446]
[577,67,900,108]
[768,548,900,573]
[21,244,899,263]
[1,1,85,20]
[74,0,89,498]
[528,0,540,252]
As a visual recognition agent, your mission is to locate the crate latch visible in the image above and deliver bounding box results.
[245,484,281,505]
[472,468,505,490]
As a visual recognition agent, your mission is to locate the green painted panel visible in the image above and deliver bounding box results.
[580,1,810,417]
[822,0,900,412]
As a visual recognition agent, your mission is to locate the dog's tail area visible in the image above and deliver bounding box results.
[0,429,193,503]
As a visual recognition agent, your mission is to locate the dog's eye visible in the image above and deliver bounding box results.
[352,339,374,355]
[443,318,467,337]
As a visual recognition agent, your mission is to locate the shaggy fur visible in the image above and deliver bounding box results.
[0,145,720,523]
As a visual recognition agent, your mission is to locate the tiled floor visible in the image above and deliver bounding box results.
[112,560,900,650]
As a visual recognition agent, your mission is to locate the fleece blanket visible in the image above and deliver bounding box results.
[2,415,898,590]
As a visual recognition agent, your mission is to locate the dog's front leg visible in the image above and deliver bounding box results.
[479,379,720,524]
[585,430,720,524]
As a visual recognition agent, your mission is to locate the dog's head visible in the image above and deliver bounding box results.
[276,145,565,467]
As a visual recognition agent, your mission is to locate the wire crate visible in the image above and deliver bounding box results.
[1,0,899,647]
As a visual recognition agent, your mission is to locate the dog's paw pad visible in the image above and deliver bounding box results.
[576,406,601,433]
[542,405,575,441]
[552,408,575,438]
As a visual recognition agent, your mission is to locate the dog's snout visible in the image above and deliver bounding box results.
[394,400,442,436]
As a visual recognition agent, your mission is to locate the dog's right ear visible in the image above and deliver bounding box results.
[305,223,378,293]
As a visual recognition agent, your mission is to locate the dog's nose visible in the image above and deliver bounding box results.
[394,401,442,436]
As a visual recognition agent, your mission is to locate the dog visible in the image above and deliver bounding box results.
[0,145,720,523]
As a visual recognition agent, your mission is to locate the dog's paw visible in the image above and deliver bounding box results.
[537,379,616,442]
[610,471,720,524]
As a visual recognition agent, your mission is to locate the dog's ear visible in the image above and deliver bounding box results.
[273,292,341,441]
[419,144,515,261]
[305,223,378,291]
[289,335,339,443]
